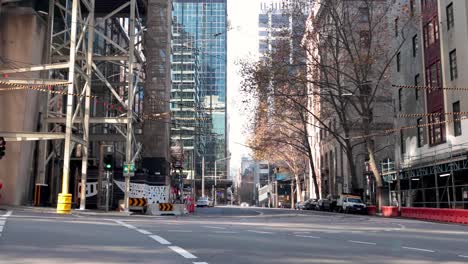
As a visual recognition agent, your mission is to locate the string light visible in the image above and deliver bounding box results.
[392,84,468,91]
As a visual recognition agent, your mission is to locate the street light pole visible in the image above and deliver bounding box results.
[214,156,231,206]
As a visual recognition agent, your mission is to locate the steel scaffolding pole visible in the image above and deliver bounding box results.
[79,0,95,210]
[57,0,79,214]
[124,0,136,212]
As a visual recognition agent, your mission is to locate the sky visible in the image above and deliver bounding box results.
[227,0,260,176]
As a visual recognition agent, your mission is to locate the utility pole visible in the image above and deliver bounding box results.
[202,156,205,197]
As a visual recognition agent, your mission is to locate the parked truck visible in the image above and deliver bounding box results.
[337,194,367,214]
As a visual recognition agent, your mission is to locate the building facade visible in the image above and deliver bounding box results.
[392,0,468,209]
[172,0,228,180]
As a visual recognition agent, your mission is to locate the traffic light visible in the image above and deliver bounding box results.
[0,137,6,160]
[103,155,113,170]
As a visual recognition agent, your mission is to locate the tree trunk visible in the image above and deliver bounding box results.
[367,139,383,212]
[345,140,358,193]
[296,173,302,202]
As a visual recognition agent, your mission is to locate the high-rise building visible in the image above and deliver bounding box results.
[171,20,202,179]
[172,0,228,178]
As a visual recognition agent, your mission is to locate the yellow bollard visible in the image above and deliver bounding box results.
[57,193,72,214]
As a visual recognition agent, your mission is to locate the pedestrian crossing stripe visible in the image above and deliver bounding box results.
[159,203,173,211]
[129,198,147,207]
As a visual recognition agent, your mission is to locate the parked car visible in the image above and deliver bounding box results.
[303,199,318,210]
[337,194,367,214]
[318,195,339,211]
[240,202,250,207]
[196,197,214,207]
[295,201,305,210]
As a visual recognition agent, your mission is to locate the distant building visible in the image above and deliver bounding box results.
[172,0,228,180]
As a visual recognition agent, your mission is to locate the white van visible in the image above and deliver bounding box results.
[337,194,367,214]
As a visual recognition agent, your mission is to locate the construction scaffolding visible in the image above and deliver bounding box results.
[0,0,147,212]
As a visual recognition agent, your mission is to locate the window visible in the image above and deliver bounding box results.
[398,88,403,111]
[395,17,399,37]
[360,30,370,48]
[359,7,369,22]
[396,52,401,72]
[426,61,441,91]
[400,131,405,154]
[412,35,418,57]
[449,49,458,80]
[417,118,424,147]
[423,17,439,48]
[410,0,415,16]
[429,112,445,145]
[415,74,420,100]
[453,101,462,136]
[447,3,454,30]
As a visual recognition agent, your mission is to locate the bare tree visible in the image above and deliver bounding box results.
[241,0,418,211]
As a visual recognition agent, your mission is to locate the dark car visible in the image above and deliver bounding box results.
[303,199,318,210]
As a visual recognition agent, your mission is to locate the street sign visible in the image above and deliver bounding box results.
[123,163,135,177]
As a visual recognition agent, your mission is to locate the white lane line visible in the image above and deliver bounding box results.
[193,262,209,264]
[0,226,3,232]
[397,224,406,229]
[247,230,273,234]
[293,231,310,234]
[168,246,197,259]
[348,240,376,245]
[295,235,320,239]
[168,230,193,233]
[202,226,226,230]
[4,211,12,217]
[458,255,468,258]
[149,235,171,245]
[0,220,5,226]
[402,246,435,253]
[136,229,152,235]
[114,220,137,229]
[214,231,238,234]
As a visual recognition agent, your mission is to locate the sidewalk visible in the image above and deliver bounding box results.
[0,205,133,217]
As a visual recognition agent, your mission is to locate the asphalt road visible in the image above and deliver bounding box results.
[1,206,468,264]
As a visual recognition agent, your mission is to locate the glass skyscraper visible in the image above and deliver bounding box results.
[172,0,228,177]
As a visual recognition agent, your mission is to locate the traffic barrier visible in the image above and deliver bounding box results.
[129,198,147,207]
[401,207,468,225]
[56,193,72,214]
[159,203,173,211]
[147,203,185,216]
[367,205,376,216]
[381,206,399,217]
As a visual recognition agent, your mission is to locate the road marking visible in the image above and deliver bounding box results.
[202,226,226,230]
[193,262,209,264]
[149,235,171,245]
[295,235,320,239]
[214,231,238,234]
[293,231,310,234]
[247,230,273,234]
[0,226,3,232]
[114,220,137,229]
[397,224,406,229]
[458,255,468,258]
[4,211,12,217]
[402,247,434,253]
[136,229,152,235]
[348,240,376,245]
[168,230,193,233]
[168,246,197,259]
[0,220,5,226]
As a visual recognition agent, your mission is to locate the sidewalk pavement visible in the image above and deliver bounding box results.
[0,205,133,217]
